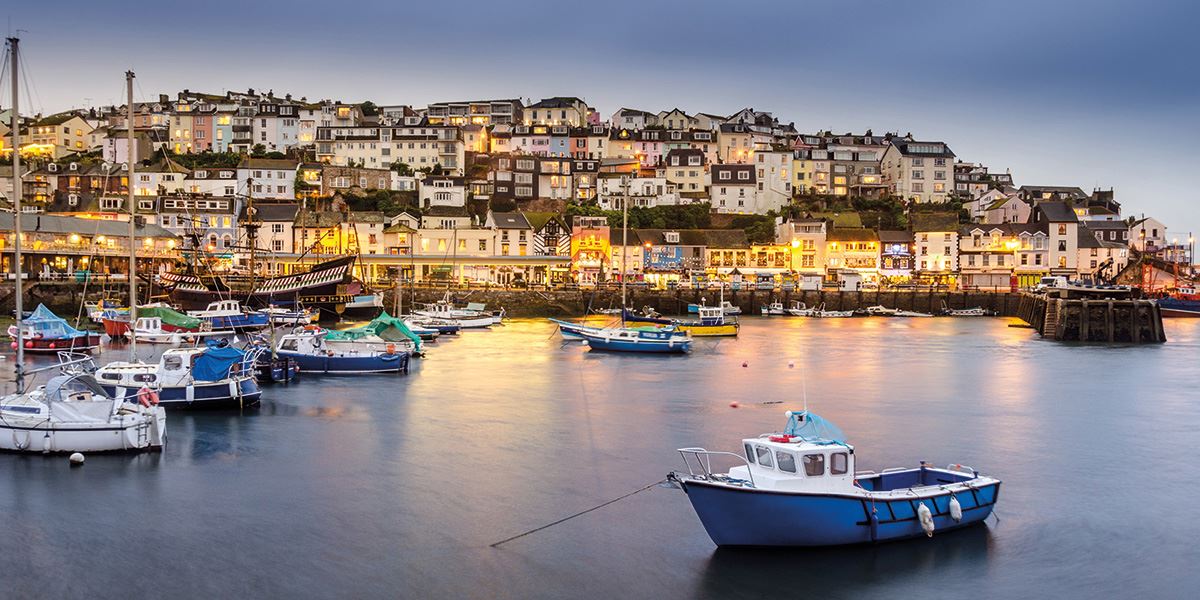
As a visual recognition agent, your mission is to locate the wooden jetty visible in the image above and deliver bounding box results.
[1015,287,1165,343]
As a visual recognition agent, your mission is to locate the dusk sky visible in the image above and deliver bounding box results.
[5,0,1197,236]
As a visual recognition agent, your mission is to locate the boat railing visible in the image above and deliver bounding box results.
[944,463,979,477]
[677,448,756,488]
[54,351,98,375]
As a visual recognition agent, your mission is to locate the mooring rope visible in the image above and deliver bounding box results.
[490,478,667,548]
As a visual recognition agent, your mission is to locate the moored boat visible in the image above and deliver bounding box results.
[259,306,318,326]
[670,411,1001,546]
[761,302,786,316]
[0,370,166,453]
[91,342,263,409]
[576,325,692,353]
[275,329,410,374]
[8,304,102,353]
[187,300,270,332]
[675,306,739,337]
[1157,287,1200,317]
[323,312,423,357]
[786,301,816,317]
[687,300,741,315]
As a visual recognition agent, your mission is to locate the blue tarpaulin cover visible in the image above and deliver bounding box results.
[192,341,247,381]
[784,411,846,445]
[26,304,87,339]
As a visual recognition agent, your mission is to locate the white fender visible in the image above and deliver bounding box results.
[949,495,963,522]
[917,502,934,537]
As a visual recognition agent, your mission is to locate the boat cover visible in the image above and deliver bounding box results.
[324,311,422,351]
[784,411,846,445]
[193,342,248,381]
[138,306,203,330]
[25,304,89,338]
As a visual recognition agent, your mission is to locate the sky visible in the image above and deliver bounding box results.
[4,0,1198,237]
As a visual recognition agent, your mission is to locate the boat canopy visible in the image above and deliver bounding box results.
[45,374,110,402]
[138,306,202,330]
[25,304,88,338]
[192,341,250,381]
[783,411,846,445]
[324,311,422,351]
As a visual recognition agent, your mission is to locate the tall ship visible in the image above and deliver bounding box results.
[157,255,382,321]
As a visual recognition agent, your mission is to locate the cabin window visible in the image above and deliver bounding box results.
[776,451,797,473]
[133,374,157,383]
[164,355,183,371]
[803,454,825,477]
[755,446,774,469]
[100,372,121,381]
[830,452,848,475]
[744,443,755,464]
[281,339,298,351]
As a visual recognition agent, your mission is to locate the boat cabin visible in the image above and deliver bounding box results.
[731,437,856,493]
[134,317,163,332]
[95,347,229,388]
[192,300,244,316]
[696,306,727,325]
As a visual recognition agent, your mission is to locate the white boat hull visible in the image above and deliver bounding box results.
[0,409,166,453]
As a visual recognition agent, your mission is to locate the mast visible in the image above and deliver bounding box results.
[620,172,629,325]
[126,70,138,359]
[9,37,24,393]
[246,177,257,294]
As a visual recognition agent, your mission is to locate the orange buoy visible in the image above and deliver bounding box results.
[729,401,740,408]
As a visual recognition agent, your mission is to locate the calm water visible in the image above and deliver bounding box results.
[2,317,1198,599]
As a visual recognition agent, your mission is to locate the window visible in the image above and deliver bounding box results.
[737,171,749,181]
[744,443,755,463]
[478,240,487,251]
[1058,224,1067,235]
[830,453,848,475]
[755,446,774,469]
[776,451,797,473]
[272,240,283,252]
[271,223,284,233]
[719,171,730,181]
[803,454,825,476]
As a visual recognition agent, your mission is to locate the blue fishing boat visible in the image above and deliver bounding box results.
[576,326,692,353]
[670,411,1001,546]
[92,342,263,409]
[275,330,410,374]
[1157,287,1200,317]
[187,300,269,332]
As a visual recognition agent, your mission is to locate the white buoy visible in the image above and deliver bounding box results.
[580,340,589,346]
[917,502,934,537]
[949,495,963,522]
[69,452,85,466]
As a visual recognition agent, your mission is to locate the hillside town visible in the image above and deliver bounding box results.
[0,90,1193,292]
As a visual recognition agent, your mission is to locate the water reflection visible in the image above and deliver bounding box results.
[696,525,995,598]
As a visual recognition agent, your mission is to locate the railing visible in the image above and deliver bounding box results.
[676,448,755,488]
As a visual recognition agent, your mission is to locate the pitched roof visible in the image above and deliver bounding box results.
[1035,201,1079,223]
[490,212,531,229]
[246,203,299,221]
[522,211,566,232]
[910,212,960,232]
[890,140,955,159]
[423,205,469,217]
[827,228,878,242]
[877,230,913,243]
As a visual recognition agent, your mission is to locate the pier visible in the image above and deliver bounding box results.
[1015,289,1165,343]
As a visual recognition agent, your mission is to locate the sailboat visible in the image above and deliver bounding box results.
[573,175,691,354]
[89,70,262,409]
[0,40,166,453]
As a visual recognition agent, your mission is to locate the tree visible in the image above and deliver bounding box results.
[390,162,413,176]
[359,101,379,117]
[250,144,267,157]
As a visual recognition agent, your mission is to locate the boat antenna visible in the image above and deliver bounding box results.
[126,69,138,360]
[9,36,24,393]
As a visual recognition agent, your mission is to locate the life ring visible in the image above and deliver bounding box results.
[137,386,159,407]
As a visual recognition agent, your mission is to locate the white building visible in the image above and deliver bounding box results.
[418,176,467,208]
[237,158,298,202]
[597,175,678,209]
[881,140,955,203]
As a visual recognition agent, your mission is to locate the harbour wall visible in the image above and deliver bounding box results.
[0,282,1024,319]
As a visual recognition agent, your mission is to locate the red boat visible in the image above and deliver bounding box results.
[9,305,103,354]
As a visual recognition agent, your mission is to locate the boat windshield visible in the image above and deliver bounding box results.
[45,374,111,402]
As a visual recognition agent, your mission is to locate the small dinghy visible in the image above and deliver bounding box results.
[786,301,816,317]
[670,411,1001,547]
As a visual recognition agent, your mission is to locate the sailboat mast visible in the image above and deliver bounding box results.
[126,70,138,359]
[620,173,629,323]
[9,37,24,393]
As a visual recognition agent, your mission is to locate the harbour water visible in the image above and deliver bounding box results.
[2,317,1198,599]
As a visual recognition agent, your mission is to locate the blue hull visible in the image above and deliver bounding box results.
[100,377,262,410]
[202,314,270,331]
[276,350,409,374]
[581,336,691,354]
[681,480,999,546]
[1158,297,1200,317]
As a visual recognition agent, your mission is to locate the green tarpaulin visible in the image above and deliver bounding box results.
[324,311,422,351]
[138,306,203,330]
